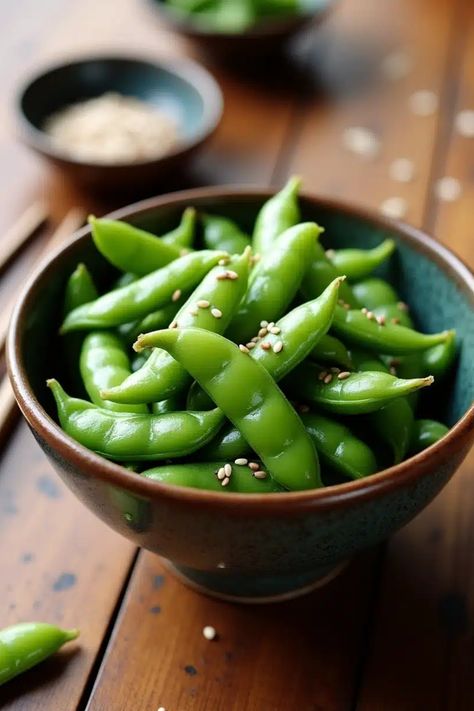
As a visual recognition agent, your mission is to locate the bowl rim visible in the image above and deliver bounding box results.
[15,53,224,169]
[7,186,474,514]
[148,0,333,38]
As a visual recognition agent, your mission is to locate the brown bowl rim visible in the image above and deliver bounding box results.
[7,186,474,514]
[15,53,223,169]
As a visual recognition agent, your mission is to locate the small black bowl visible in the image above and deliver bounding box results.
[149,0,336,60]
[16,55,223,192]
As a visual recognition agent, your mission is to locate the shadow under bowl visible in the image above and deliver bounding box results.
[149,0,336,61]
[16,55,223,193]
[7,188,474,602]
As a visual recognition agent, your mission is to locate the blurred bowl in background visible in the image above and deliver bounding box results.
[148,0,336,60]
[16,55,223,193]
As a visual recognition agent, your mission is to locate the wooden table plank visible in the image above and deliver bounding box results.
[355,2,474,709]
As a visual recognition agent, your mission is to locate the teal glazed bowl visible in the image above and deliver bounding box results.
[7,188,474,603]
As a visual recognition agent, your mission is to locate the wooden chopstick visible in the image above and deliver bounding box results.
[0,200,48,273]
[0,207,86,445]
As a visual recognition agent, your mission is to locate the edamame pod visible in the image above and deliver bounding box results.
[47,379,224,461]
[301,241,360,307]
[372,303,414,329]
[161,207,196,248]
[135,328,321,490]
[0,622,79,686]
[61,250,226,332]
[141,461,283,493]
[327,239,395,282]
[103,249,251,404]
[409,419,449,454]
[118,300,184,346]
[252,176,301,254]
[202,213,251,254]
[352,277,399,309]
[309,334,353,370]
[63,263,98,316]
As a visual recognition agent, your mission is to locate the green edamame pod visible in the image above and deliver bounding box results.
[230,222,322,344]
[135,328,321,490]
[63,263,98,316]
[252,176,301,254]
[196,421,252,461]
[301,241,360,308]
[421,330,456,379]
[47,379,224,461]
[350,348,387,373]
[151,395,183,415]
[327,239,395,282]
[309,334,353,370]
[331,306,453,354]
[118,300,184,346]
[302,412,377,480]
[61,250,226,332]
[0,622,79,686]
[113,272,138,290]
[202,213,251,254]
[409,419,449,454]
[90,217,184,276]
[161,207,196,248]
[102,249,251,404]
[141,462,283,493]
[372,303,414,329]
[352,277,399,309]
[80,333,147,413]
[284,361,433,414]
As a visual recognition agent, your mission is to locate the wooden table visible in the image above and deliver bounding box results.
[1,1,473,709]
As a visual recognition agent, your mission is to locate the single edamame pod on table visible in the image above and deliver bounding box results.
[102,248,251,405]
[331,306,454,354]
[301,241,360,308]
[61,249,227,332]
[302,412,377,480]
[161,207,196,248]
[135,328,321,490]
[80,332,147,413]
[283,361,434,414]
[409,419,449,454]
[141,462,283,493]
[252,175,301,254]
[309,334,353,370]
[0,622,79,686]
[230,222,322,344]
[202,213,251,254]
[47,379,224,461]
[90,217,184,276]
[352,277,399,309]
[326,239,395,282]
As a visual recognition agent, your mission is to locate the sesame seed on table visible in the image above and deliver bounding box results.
[0,0,473,710]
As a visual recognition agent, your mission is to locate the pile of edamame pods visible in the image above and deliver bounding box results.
[50,177,455,493]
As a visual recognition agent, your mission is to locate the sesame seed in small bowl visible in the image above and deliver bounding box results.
[16,55,223,193]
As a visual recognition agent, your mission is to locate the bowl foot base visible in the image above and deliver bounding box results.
[164,560,347,604]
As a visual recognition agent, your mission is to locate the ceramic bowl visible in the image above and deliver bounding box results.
[7,188,474,603]
[16,56,223,192]
[149,0,335,60]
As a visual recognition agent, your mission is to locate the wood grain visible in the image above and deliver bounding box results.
[0,201,47,272]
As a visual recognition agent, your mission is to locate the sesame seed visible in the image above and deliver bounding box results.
[171,289,181,302]
[235,458,248,466]
[380,49,412,81]
[218,258,229,266]
[197,300,210,308]
[323,374,333,384]
[376,315,386,325]
[239,344,250,354]
[273,341,284,354]
[391,317,400,324]
[270,326,281,335]
[318,371,328,381]
[330,367,340,373]
[169,320,178,329]
[189,308,199,316]
[246,342,256,350]
[361,307,368,314]
[260,320,268,328]
[203,625,217,641]
[221,477,230,487]
[261,342,271,350]
[251,336,259,343]
[217,467,226,481]
[248,462,259,471]
[342,126,380,159]
[226,270,239,280]
[455,109,474,137]
[409,90,438,116]
[435,176,462,202]
[325,249,336,259]
[267,322,275,330]
[366,311,374,320]
[224,463,232,477]
[389,158,415,183]
[338,371,351,380]
[254,470,267,480]
[397,301,409,311]
[211,308,223,319]
[380,196,407,219]
[258,327,268,338]
[216,272,228,280]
